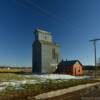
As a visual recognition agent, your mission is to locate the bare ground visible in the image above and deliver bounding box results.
[35,82,100,100]
[42,85,100,100]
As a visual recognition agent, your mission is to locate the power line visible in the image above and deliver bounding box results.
[16,0,81,32]
[17,0,67,23]
[29,0,67,22]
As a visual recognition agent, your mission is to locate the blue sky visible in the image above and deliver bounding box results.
[0,0,100,66]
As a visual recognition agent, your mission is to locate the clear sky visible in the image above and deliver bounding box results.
[0,0,100,67]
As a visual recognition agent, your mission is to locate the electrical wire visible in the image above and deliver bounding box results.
[16,0,81,32]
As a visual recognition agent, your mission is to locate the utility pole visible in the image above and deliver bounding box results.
[90,38,100,78]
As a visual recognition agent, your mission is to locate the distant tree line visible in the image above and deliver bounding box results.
[83,65,100,70]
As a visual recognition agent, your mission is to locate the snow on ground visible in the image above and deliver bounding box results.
[0,74,90,92]
[34,74,76,80]
[33,74,90,80]
[0,80,42,91]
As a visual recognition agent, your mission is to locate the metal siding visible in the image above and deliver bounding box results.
[32,41,41,73]
[41,43,60,73]
[32,29,60,73]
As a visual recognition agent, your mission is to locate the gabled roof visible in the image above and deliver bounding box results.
[58,60,82,67]
[35,29,51,35]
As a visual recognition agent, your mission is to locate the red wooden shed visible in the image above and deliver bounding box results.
[56,60,83,76]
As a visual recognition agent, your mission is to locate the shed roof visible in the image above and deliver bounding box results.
[59,60,82,67]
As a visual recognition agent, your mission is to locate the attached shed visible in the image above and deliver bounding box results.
[56,60,83,76]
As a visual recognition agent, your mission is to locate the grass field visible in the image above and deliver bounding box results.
[0,73,99,100]
[0,69,100,100]
[0,69,21,73]
[0,73,42,81]
[0,79,99,100]
[0,68,32,73]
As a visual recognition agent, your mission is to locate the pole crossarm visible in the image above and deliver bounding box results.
[89,38,100,78]
[90,38,100,42]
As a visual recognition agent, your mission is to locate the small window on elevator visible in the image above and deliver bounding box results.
[52,48,56,59]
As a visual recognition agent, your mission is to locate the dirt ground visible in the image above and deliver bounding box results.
[43,85,100,100]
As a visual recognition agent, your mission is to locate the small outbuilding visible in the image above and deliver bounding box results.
[56,60,83,76]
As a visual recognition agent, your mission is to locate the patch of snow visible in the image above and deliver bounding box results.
[24,74,91,80]
[0,87,6,91]
[75,76,91,79]
[34,74,78,80]
[0,74,91,92]
[0,79,39,92]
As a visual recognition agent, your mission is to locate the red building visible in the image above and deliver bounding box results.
[56,60,83,76]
